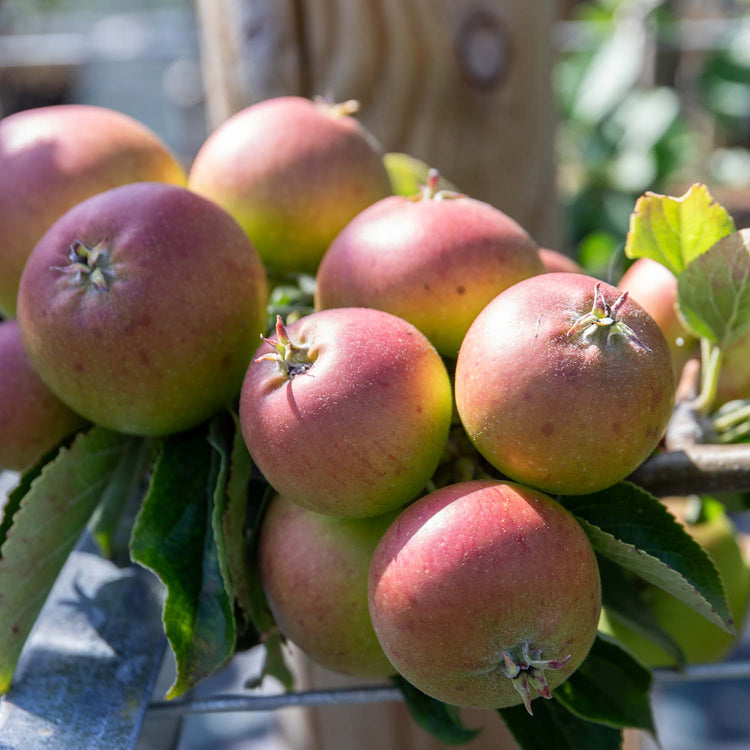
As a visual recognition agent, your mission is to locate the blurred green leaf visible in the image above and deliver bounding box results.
[383,153,458,197]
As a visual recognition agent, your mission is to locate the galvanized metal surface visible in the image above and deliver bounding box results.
[0,537,166,750]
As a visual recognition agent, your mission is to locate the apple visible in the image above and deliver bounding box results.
[188,96,392,275]
[618,257,697,381]
[455,273,675,495]
[600,498,750,666]
[368,479,601,713]
[0,104,186,318]
[16,182,268,437]
[0,319,87,471]
[315,171,543,358]
[239,308,453,518]
[539,248,583,274]
[258,493,397,677]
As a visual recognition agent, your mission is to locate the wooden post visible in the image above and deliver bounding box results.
[194,0,561,249]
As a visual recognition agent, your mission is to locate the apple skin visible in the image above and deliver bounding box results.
[188,96,392,275]
[239,308,453,518]
[455,273,675,495]
[618,258,697,381]
[0,319,87,471]
[258,494,397,677]
[314,193,543,358]
[17,182,268,437]
[368,479,601,710]
[539,248,583,274]
[0,104,186,318]
[600,501,750,666]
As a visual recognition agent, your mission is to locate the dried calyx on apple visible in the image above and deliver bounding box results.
[52,239,113,291]
[255,315,314,378]
[566,282,648,350]
[500,640,571,715]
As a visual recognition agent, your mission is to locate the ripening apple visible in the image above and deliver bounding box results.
[0,104,186,318]
[239,308,453,518]
[600,498,750,666]
[618,257,697,381]
[455,273,675,495]
[16,182,268,437]
[258,494,397,677]
[188,96,392,275]
[315,171,543,358]
[368,480,601,713]
[0,319,87,471]
[539,247,583,274]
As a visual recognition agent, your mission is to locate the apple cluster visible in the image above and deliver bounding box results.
[1,97,682,714]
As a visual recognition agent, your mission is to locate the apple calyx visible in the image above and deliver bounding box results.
[566,282,648,350]
[499,640,571,715]
[51,238,112,291]
[255,315,313,378]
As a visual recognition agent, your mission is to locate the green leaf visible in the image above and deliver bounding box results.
[383,153,458,197]
[597,555,685,667]
[88,437,155,565]
[499,698,621,750]
[677,229,750,347]
[554,634,654,733]
[0,426,132,694]
[392,675,482,745]
[625,183,735,276]
[129,421,236,699]
[213,412,254,630]
[559,482,733,633]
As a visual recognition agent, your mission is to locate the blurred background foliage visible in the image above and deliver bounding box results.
[556,0,750,279]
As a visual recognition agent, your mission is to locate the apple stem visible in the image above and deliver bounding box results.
[255,315,313,378]
[693,338,724,415]
[500,640,571,715]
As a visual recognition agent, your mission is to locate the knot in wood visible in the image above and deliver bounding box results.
[455,9,511,91]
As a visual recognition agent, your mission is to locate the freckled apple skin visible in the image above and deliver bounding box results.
[17,182,268,437]
[455,273,675,495]
[368,480,601,709]
[239,308,453,518]
[0,320,87,471]
[0,104,186,318]
[618,258,697,381]
[188,96,392,275]
[315,195,543,358]
[258,494,397,677]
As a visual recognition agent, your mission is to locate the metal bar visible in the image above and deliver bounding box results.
[149,685,404,717]
[0,536,166,750]
[147,660,750,717]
